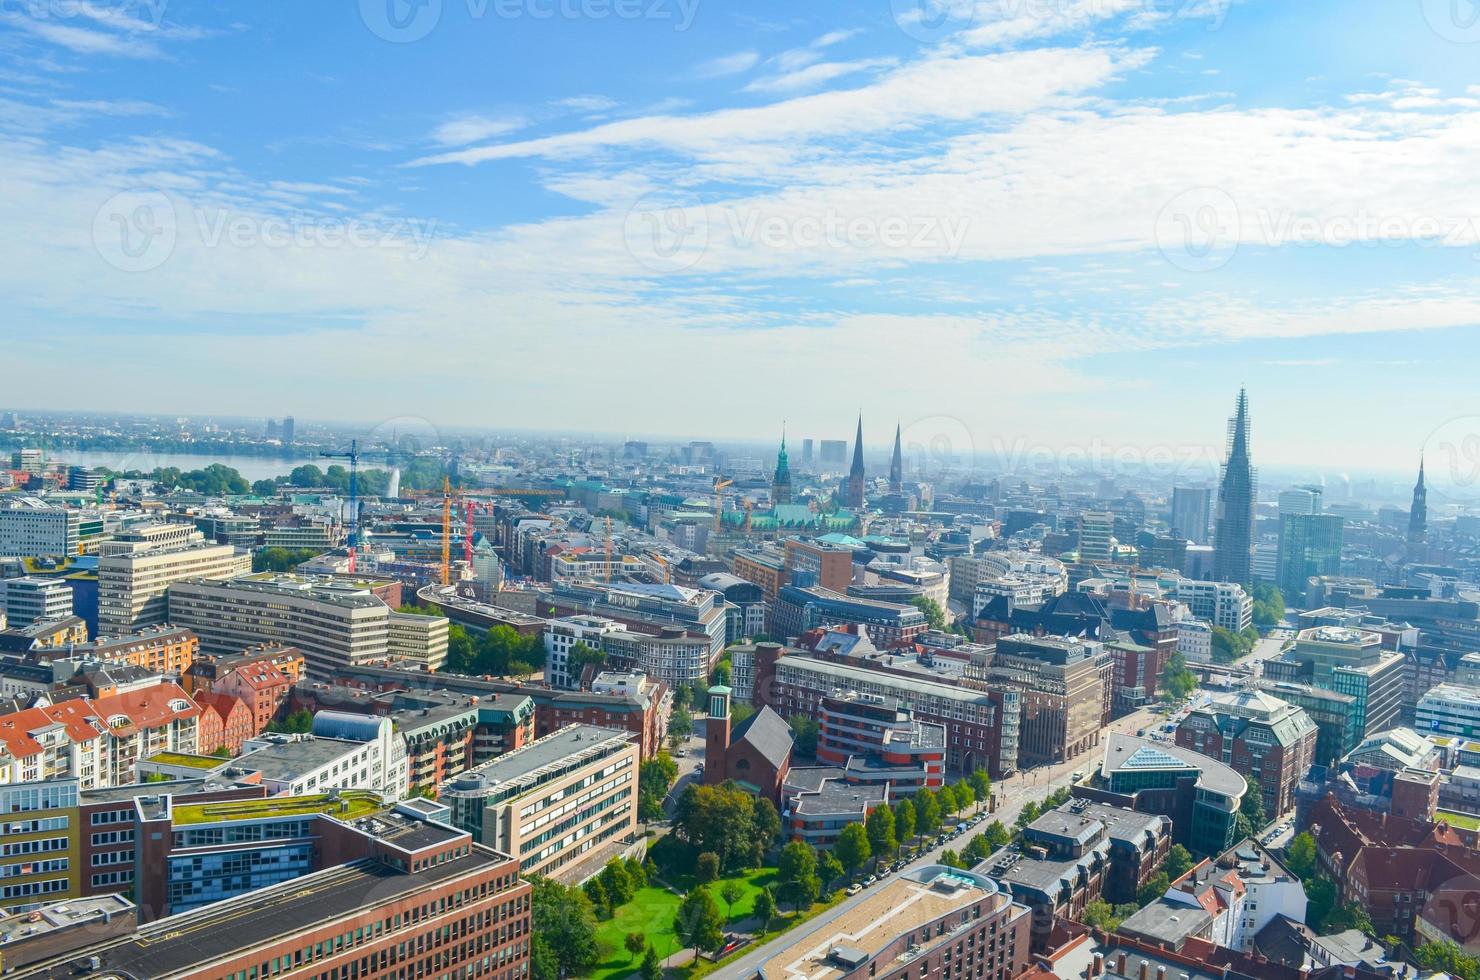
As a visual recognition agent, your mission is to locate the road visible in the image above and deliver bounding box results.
[709,701,1168,980]
[1245,628,1294,679]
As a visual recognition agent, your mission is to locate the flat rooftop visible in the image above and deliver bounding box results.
[232,735,367,781]
[0,895,135,946]
[13,850,508,980]
[171,790,386,825]
[758,867,1006,980]
[443,724,631,799]
[145,751,224,771]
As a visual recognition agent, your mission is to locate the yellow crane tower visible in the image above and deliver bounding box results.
[713,477,733,533]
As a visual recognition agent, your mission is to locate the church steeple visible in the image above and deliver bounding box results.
[1408,454,1428,560]
[772,425,792,505]
[845,414,866,509]
[889,422,903,493]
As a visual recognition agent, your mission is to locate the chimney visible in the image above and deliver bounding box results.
[1118,952,1129,976]
[1139,962,1149,980]
[1092,953,1103,977]
[1157,967,1167,980]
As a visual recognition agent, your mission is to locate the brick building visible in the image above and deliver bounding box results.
[704,685,793,804]
[1176,689,1318,818]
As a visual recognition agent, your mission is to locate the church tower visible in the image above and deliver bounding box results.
[772,428,792,505]
[703,685,732,785]
[1408,457,1428,562]
[846,415,866,508]
[889,422,903,493]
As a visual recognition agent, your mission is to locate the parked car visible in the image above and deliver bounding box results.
[846,884,862,896]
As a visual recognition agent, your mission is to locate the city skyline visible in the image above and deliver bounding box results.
[2,1,1479,468]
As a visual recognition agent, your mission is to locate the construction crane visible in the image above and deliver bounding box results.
[713,477,733,533]
[464,500,477,565]
[604,516,613,583]
[320,440,362,572]
[743,498,754,535]
[441,475,453,586]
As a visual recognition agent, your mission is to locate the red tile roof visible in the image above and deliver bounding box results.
[0,682,198,758]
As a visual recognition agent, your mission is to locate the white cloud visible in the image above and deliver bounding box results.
[693,50,761,79]
[743,58,895,94]
[429,114,526,146]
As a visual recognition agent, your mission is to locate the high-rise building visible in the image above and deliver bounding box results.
[0,500,79,559]
[1408,458,1428,562]
[0,576,73,626]
[280,414,295,444]
[1213,389,1256,586]
[1078,511,1114,563]
[771,428,792,504]
[1276,512,1344,601]
[802,437,814,467]
[1277,486,1321,518]
[1261,625,1405,763]
[845,414,866,508]
[818,438,847,466]
[97,529,251,635]
[10,449,43,474]
[889,421,903,492]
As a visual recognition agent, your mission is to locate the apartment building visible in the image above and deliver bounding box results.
[55,625,199,677]
[0,577,73,627]
[442,724,639,881]
[0,500,79,559]
[167,574,393,676]
[0,682,200,789]
[97,530,250,635]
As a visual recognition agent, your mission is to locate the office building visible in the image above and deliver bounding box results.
[774,585,927,648]
[819,438,848,467]
[1173,579,1252,631]
[1258,680,1359,770]
[262,523,338,551]
[815,691,945,793]
[981,799,1169,950]
[0,500,79,559]
[1276,513,1343,602]
[1416,683,1480,738]
[1078,511,1114,563]
[16,802,531,979]
[0,778,79,911]
[234,725,408,798]
[985,634,1107,765]
[1176,689,1317,817]
[537,579,727,664]
[746,866,1030,980]
[97,530,250,635]
[280,414,294,444]
[1212,389,1256,586]
[166,574,394,676]
[1093,734,1246,856]
[697,572,768,643]
[783,537,854,593]
[442,724,639,881]
[1170,486,1212,545]
[11,449,43,474]
[1262,626,1405,759]
[0,577,72,627]
[386,609,448,670]
[1277,487,1321,518]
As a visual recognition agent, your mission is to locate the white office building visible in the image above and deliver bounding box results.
[0,500,80,558]
[0,576,73,626]
[1417,683,1480,738]
[1174,579,1253,632]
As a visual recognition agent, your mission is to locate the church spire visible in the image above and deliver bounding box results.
[889,422,903,493]
[1408,452,1428,560]
[845,414,866,509]
[772,424,792,505]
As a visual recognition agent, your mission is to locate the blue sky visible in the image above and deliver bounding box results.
[4,0,1480,478]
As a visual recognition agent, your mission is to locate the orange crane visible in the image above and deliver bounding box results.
[440,476,452,586]
[713,477,733,533]
[604,516,613,583]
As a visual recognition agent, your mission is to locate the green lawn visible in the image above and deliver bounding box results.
[1438,809,1480,830]
[591,869,778,980]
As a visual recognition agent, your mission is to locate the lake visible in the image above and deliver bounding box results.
[49,450,326,483]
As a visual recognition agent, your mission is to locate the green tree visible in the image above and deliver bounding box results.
[639,752,679,822]
[818,850,846,896]
[584,876,610,917]
[788,715,819,756]
[531,878,600,978]
[937,783,959,816]
[866,805,898,863]
[1081,900,1125,931]
[893,798,916,848]
[674,887,725,959]
[1285,832,1317,879]
[712,660,732,687]
[954,780,976,812]
[968,770,992,811]
[911,596,948,631]
[1137,871,1170,907]
[1416,940,1480,980]
[1160,651,1198,702]
[752,888,776,933]
[915,788,941,836]
[983,820,1012,850]
[601,858,635,906]
[696,852,720,884]
[719,879,746,924]
[251,479,280,496]
[752,796,782,854]
[1236,776,1267,841]
[835,823,872,877]
[567,641,607,681]
[1304,876,1337,931]
[625,932,647,963]
[1252,584,1286,627]
[531,935,560,980]
[1014,801,1039,831]
[252,547,320,573]
[778,842,820,912]
[1163,844,1194,883]
[670,705,694,741]
[731,702,756,725]
[938,848,965,869]
[672,782,769,872]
